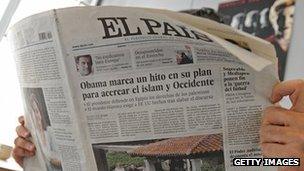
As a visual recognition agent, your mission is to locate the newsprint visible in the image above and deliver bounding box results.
[9,6,279,171]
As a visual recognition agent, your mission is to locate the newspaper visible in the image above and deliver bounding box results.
[9,6,279,171]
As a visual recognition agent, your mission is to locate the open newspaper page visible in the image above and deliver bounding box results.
[9,11,87,170]
[9,6,279,171]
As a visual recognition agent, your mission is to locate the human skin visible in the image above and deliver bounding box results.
[176,53,182,64]
[260,79,304,171]
[13,116,35,166]
[13,80,304,169]
[277,5,294,52]
[77,56,92,76]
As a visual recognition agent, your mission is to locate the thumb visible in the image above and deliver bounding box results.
[271,79,304,112]
[291,87,304,112]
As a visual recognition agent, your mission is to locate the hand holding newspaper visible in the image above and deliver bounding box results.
[9,6,279,171]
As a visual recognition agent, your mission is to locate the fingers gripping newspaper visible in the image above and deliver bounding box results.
[9,6,279,171]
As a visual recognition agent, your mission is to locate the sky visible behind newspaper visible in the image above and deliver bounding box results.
[0,0,78,147]
[0,0,10,19]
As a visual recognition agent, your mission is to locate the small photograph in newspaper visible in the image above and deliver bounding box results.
[74,54,94,77]
[175,45,193,65]
[22,88,62,171]
[92,133,224,171]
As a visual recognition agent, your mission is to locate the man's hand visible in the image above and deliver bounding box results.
[260,79,304,170]
[12,116,36,167]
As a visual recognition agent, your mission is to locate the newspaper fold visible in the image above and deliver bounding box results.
[9,6,279,171]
